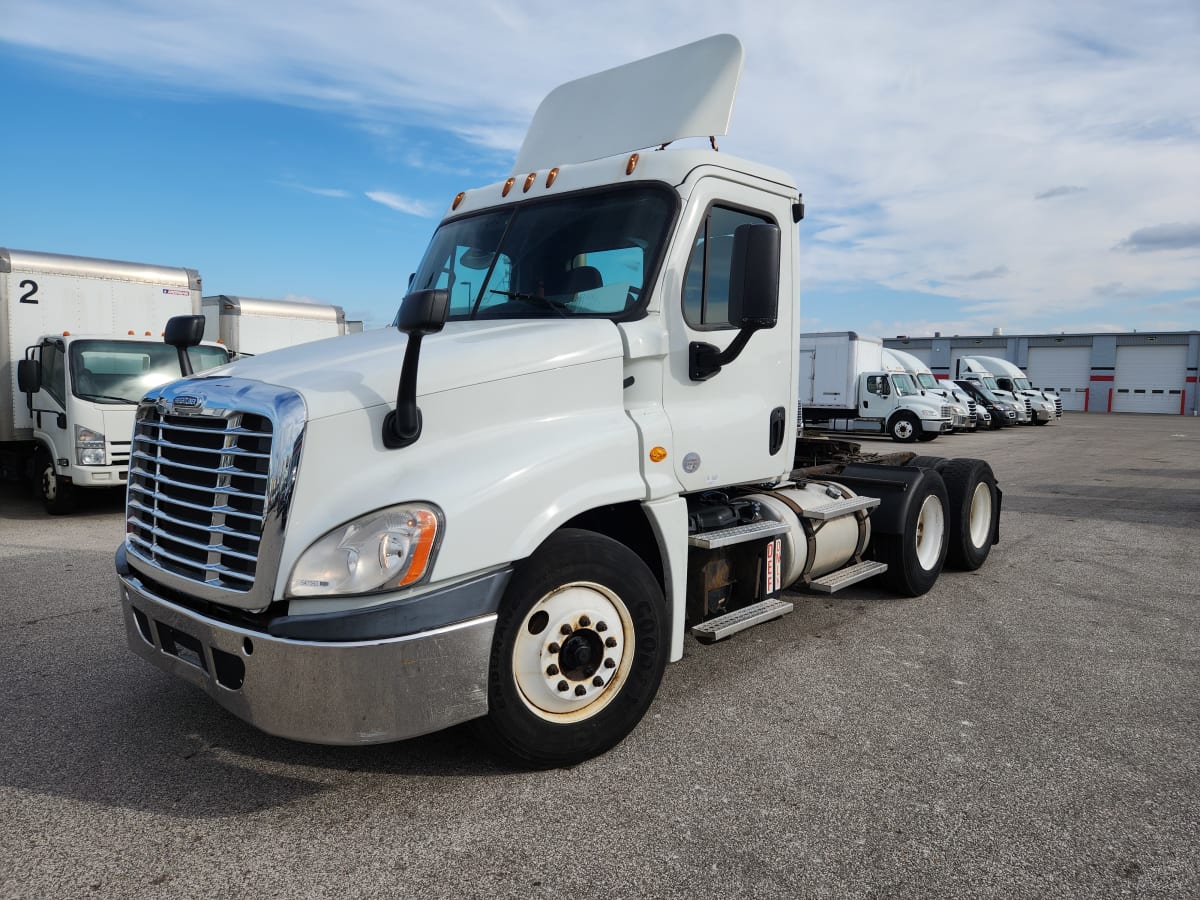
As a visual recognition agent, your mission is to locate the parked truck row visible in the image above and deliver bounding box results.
[1,248,350,512]
[115,36,1007,767]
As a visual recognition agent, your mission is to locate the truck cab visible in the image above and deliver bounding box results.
[971,355,1060,422]
[953,357,1031,423]
[882,347,976,430]
[18,334,229,512]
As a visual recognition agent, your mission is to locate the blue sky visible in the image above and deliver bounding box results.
[2,0,1198,334]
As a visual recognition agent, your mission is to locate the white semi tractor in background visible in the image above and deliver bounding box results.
[970,355,1062,421]
[201,295,348,358]
[881,347,977,431]
[1,248,230,513]
[954,356,1055,424]
[116,36,1003,767]
[799,332,953,442]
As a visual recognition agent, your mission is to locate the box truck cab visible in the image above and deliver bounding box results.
[1,248,230,513]
[970,355,1060,422]
[800,333,953,442]
[116,36,1002,767]
[882,347,976,430]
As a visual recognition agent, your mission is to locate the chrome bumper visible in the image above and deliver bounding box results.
[119,574,496,745]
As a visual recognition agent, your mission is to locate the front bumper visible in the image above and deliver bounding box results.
[921,418,954,435]
[118,570,499,745]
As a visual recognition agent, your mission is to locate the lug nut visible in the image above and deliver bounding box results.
[592,676,604,687]
[584,666,596,677]
[604,658,616,669]
[596,621,608,632]
[560,624,573,636]
[557,680,569,692]
[548,642,560,654]
[579,615,590,627]
[605,637,617,648]
[574,685,586,696]
[546,664,559,676]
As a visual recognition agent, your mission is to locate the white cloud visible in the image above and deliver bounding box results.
[364,191,433,217]
[4,0,1198,330]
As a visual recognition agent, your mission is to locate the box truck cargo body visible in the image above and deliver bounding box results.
[201,295,347,357]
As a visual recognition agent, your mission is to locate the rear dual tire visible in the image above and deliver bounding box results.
[869,470,949,596]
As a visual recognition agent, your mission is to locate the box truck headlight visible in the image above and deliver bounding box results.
[288,505,442,597]
[75,426,106,466]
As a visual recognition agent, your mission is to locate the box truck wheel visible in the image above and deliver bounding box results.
[35,446,76,515]
[868,471,948,596]
[940,458,999,571]
[476,528,668,768]
[888,412,921,443]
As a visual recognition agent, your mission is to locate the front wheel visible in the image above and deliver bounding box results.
[475,529,668,768]
[889,412,921,443]
[35,446,76,515]
[868,470,949,596]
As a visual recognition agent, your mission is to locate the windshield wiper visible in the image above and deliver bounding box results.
[488,289,569,317]
[77,393,136,403]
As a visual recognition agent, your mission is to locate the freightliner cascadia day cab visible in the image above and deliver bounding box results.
[116,36,1003,767]
[970,355,1061,422]
[952,356,1037,423]
[881,347,977,431]
[1,248,230,513]
[798,332,953,442]
[201,295,348,358]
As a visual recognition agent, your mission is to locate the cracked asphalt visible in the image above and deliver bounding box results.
[2,413,1198,898]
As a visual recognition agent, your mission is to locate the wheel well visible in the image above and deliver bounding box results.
[561,502,665,591]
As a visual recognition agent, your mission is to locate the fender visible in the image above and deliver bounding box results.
[829,463,941,536]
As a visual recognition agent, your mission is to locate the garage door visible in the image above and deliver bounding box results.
[1112,345,1188,414]
[1027,346,1090,412]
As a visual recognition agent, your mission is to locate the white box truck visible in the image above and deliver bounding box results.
[969,355,1061,422]
[882,347,977,431]
[201,295,347,357]
[799,332,953,442]
[116,36,1003,767]
[1,248,230,513]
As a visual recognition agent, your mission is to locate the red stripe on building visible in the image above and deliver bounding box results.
[1187,375,1198,383]
[934,373,951,380]
[1090,374,1115,382]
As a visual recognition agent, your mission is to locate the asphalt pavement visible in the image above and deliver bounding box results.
[1,412,1197,898]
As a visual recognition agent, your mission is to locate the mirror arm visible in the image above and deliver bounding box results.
[382,333,425,449]
[689,328,755,382]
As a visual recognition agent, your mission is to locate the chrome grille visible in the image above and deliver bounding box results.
[940,404,952,419]
[127,409,273,591]
[123,377,306,611]
[1023,397,1033,415]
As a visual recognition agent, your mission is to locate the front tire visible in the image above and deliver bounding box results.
[475,529,668,768]
[868,470,949,596]
[940,458,999,570]
[889,412,921,443]
[35,446,76,515]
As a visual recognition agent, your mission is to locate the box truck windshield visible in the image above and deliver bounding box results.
[70,340,228,404]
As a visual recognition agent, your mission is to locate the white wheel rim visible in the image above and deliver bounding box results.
[968,482,993,548]
[511,581,635,723]
[914,494,946,571]
[895,420,914,439]
[42,465,57,501]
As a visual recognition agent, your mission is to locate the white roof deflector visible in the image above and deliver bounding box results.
[511,33,744,176]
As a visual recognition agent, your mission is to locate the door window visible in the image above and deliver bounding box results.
[41,342,66,407]
[683,205,773,329]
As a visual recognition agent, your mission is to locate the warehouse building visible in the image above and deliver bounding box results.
[883,331,1200,415]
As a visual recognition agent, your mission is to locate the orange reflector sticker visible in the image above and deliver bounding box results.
[649,446,667,463]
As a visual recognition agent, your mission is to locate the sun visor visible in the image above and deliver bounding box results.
[511,33,744,176]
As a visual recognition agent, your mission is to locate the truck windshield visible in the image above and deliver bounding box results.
[1015,377,1033,390]
[916,372,939,390]
[70,340,229,404]
[980,375,1001,392]
[406,186,676,321]
[890,374,920,396]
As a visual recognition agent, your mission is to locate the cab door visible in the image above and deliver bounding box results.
[659,177,796,492]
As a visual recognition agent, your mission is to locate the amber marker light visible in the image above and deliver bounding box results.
[452,191,466,210]
[502,177,516,197]
[546,167,559,188]
[523,172,536,192]
[649,446,667,463]
[397,509,440,588]
[626,153,639,175]
[128,330,135,335]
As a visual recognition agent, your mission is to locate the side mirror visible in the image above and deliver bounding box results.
[17,359,41,394]
[383,289,450,449]
[690,224,781,381]
[164,314,206,377]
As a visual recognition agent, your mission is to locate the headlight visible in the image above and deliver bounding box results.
[75,425,106,466]
[287,504,443,597]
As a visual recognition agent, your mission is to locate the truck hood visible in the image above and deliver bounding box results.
[200,319,625,421]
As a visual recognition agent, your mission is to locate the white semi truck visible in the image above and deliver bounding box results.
[1,248,230,513]
[881,347,977,431]
[201,295,348,358]
[799,332,953,442]
[952,356,1036,424]
[116,36,1002,767]
[970,355,1061,421]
